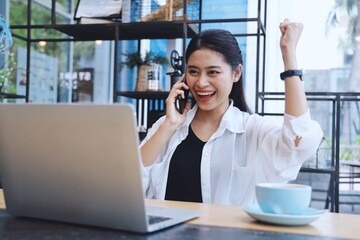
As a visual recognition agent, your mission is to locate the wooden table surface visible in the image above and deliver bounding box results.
[1,190,359,239]
[146,199,360,239]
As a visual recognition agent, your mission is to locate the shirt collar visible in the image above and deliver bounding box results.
[218,100,246,134]
[181,100,247,134]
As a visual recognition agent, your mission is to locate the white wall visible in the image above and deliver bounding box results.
[246,0,343,112]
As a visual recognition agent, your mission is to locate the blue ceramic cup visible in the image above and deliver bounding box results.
[256,183,312,215]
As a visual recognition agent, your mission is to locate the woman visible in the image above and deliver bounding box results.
[139,19,323,206]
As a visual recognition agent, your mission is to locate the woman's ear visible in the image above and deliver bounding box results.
[233,64,243,82]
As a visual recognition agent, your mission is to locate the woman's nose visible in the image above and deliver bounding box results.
[196,74,209,88]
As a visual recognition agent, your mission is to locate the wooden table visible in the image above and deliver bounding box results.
[0,190,359,239]
[147,199,360,239]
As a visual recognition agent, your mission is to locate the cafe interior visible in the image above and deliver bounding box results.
[0,0,360,239]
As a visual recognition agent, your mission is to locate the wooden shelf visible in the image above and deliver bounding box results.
[54,21,198,41]
[117,91,169,100]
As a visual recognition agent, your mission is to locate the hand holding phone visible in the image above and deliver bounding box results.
[176,79,192,114]
[177,89,189,114]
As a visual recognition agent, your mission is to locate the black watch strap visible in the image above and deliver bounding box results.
[280,69,303,80]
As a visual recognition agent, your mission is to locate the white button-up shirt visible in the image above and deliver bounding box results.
[139,102,323,206]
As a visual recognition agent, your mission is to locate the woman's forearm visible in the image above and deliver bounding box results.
[140,121,176,167]
[282,49,308,117]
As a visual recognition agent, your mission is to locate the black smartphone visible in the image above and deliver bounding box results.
[176,79,190,114]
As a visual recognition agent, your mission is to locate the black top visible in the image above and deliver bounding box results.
[165,126,205,203]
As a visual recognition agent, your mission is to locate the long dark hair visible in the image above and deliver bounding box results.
[185,29,252,113]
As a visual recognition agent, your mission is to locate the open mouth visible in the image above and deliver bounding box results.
[196,91,216,99]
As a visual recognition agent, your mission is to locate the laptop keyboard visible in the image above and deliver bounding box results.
[148,215,171,225]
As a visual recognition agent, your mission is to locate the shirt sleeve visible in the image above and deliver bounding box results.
[138,116,166,198]
[283,110,323,153]
[254,110,324,182]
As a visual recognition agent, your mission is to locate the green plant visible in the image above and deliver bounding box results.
[122,51,169,69]
[0,52,16,93]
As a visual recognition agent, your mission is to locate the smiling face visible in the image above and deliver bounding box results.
[186,49,242,115]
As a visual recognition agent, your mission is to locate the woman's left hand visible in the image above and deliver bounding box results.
[279,19,303,51]
[279,19,303,70]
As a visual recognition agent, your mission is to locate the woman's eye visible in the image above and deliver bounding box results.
[188,70,199,75]
[208,70,219,75]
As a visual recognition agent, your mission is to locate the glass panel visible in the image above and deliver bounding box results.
[201,0,249,19]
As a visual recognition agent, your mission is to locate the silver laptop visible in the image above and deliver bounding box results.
[0,103,199,233]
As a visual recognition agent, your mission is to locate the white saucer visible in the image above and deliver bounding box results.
[243,204,327,226]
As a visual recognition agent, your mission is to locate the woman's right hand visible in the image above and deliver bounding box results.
[163,74,192,131]
[140,74,192,167]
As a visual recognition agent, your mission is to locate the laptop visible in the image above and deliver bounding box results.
[0,103,199,233]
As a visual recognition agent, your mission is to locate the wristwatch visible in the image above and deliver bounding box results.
[280,69,303,81]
